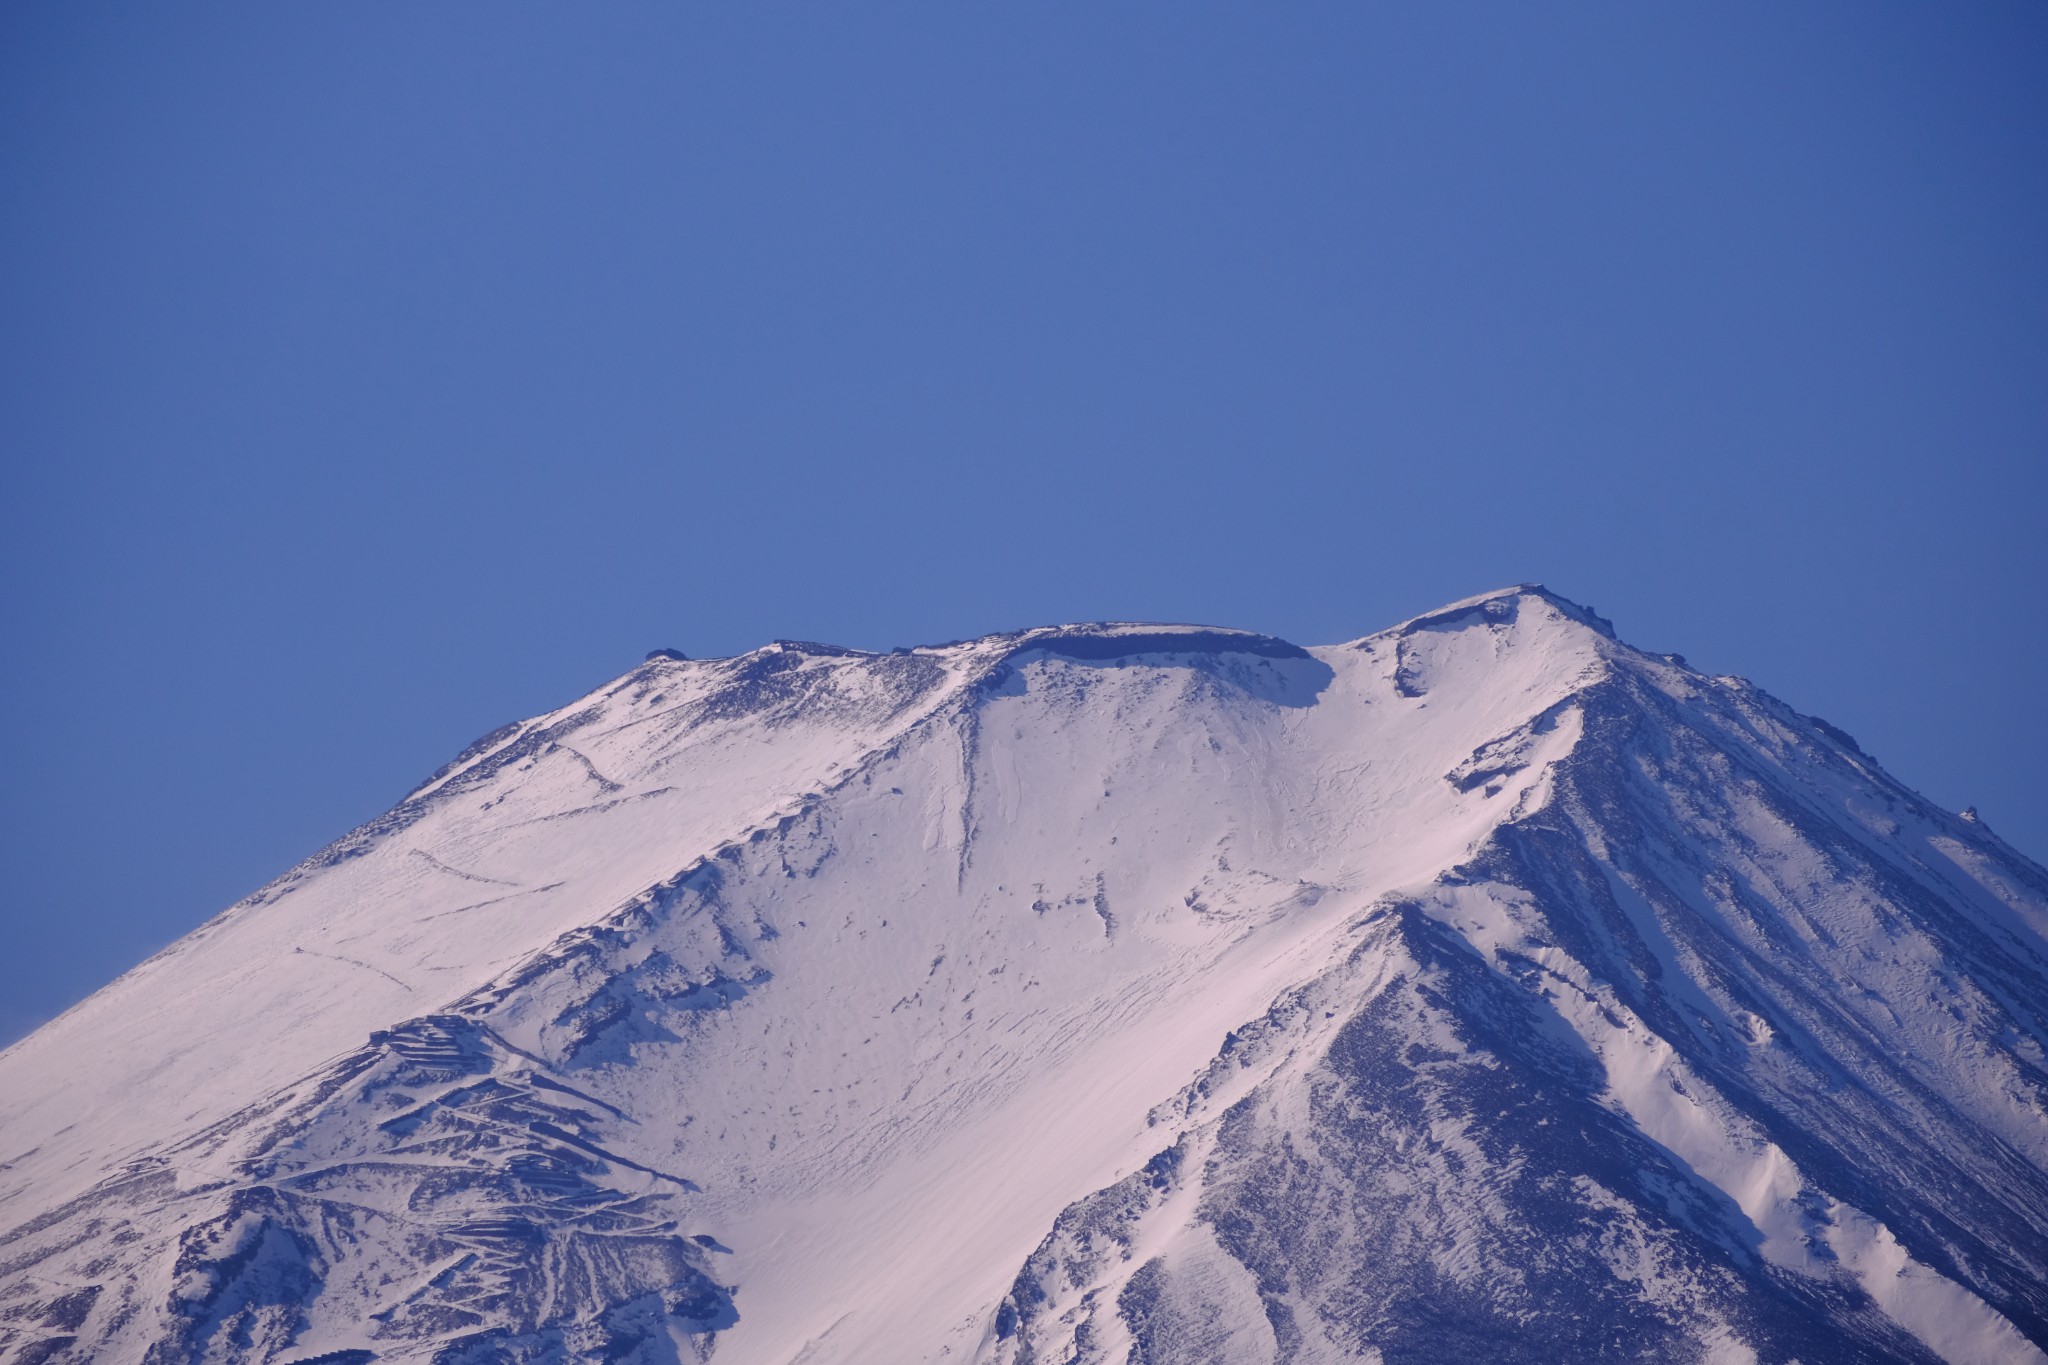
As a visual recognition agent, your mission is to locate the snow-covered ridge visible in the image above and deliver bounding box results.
[2,585,2044,1364]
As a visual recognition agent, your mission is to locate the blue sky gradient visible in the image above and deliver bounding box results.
[3,2,2044,1043]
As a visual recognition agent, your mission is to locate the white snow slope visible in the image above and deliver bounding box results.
[2,586,2045,1365]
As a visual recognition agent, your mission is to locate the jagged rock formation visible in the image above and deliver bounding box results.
[2,588,2043,1363]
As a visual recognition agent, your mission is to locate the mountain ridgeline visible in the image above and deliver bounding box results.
[1,588,2044,1364]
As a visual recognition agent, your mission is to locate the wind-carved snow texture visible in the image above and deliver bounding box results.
[1,1016,733,1363]
[2,591,2045,1364]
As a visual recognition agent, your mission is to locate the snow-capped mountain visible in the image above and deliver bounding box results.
[2,586,2044,1365]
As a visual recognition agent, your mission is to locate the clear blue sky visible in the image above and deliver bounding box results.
[3,3,2043,1045]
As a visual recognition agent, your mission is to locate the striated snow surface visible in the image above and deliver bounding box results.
[1,587,2044,1364]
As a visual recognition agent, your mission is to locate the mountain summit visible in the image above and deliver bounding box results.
[3,587,2044,1364]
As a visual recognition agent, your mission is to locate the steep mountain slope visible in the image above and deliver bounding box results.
[1,588,2043,1365]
